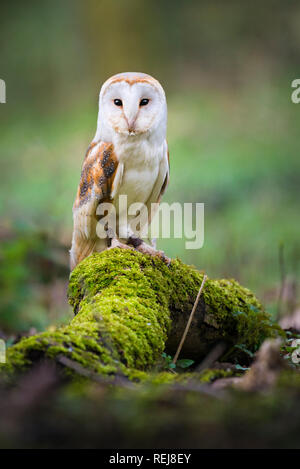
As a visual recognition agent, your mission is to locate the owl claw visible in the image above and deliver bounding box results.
[133,242,171,265]
[107,239,170,264]
[156,250,171,266]
[107,239,133,250]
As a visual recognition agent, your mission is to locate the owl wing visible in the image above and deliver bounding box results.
[145,141,170,226]
[70,141,122,269]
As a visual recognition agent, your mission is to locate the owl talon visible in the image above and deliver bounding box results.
[108,239,133,250]
[157,250,171,266]
[133,242,171,265]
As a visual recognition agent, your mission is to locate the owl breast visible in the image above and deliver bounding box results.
[114,139,163,212]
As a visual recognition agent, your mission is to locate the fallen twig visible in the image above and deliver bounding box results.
[172,275,207,365]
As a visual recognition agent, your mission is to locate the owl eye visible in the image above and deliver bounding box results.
[114,99,123,106]
[140,98,149,106]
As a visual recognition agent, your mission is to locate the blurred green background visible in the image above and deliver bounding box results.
[0,0,300,334]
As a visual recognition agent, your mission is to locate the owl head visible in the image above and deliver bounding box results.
[95,72,167,143]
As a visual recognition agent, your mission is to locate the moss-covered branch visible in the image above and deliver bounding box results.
[3,249,283,379]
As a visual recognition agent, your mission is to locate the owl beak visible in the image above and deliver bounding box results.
[126,118,136,134]
[124,108,137,134]
[128,124,135,133]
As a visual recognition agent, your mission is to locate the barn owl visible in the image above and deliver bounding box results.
[70,72,170,270]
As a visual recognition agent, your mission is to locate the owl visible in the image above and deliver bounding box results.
[70,72,169,270]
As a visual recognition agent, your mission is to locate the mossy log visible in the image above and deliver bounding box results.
[3,249,283,379]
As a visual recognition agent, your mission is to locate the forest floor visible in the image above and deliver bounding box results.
[0,243,299,449]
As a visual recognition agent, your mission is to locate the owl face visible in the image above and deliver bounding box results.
[96,73,167,143]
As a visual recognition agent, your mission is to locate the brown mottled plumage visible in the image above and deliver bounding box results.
[73,142,118,209]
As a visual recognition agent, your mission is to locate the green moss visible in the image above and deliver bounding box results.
[142,371,194,385]
[202,278,284,353]
[168,260,284,353]
[2,248,284,379]
[198,368,236,383]
[4,322,120,376]
[4,249,172,377]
